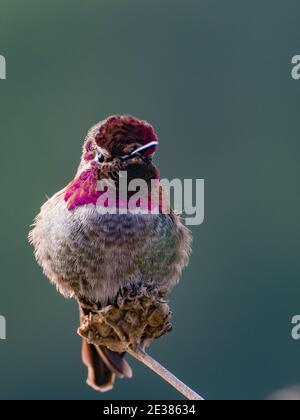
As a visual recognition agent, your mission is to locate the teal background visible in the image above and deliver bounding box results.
[0,0,300,400]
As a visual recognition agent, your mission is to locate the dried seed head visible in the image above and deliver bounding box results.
[78,283,172,353]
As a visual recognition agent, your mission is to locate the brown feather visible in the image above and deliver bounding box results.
[82,339,116,392]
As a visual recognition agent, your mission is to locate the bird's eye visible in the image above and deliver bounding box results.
[97,153,105,164]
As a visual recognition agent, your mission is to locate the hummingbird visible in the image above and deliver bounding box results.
[29,115,192,392]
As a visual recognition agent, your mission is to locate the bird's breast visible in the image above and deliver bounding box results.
[31,191,191,305]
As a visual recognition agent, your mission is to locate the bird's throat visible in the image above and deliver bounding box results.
[64,168,163,212]
[64,169,102,211]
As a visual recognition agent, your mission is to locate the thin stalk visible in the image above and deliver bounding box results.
[127,347,205,401]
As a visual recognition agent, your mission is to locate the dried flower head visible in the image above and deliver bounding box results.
[78,283,172,353]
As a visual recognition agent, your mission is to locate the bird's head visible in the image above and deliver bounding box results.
[65,115,160,210]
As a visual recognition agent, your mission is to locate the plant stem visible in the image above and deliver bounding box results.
[127,347,205,401]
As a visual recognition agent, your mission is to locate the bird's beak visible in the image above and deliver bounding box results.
[121,141,159,161]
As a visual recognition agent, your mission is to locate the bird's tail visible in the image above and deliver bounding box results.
[79,301,132,392]
[82,339,133,392]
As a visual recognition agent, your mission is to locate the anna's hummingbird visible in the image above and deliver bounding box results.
[29,115,192,392]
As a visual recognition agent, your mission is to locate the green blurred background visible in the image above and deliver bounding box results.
[0,0,299,400]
